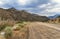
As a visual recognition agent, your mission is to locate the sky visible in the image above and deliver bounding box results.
[0,0,60,16]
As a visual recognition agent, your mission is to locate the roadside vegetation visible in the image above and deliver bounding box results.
[0,20,28,39]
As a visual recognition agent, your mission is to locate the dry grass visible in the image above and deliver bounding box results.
[0,20,17,26]
[12,25,28,39]
[0,21,28,39]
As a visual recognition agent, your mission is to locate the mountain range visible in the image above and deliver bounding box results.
[0,8,49,22]
[48,14,60,19]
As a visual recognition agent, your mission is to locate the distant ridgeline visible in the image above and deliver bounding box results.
[0,7,49,22]
[49,15,60,23]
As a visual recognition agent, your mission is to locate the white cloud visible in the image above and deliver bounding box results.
[0,1,5,6]
[44,4,60,13]
[46,7,60,12]
[17,0,38,6]
[38,3,52,8]
[0,0,12,6]
[39,14,55,17]
[38,0,60,13]
[52,0,60,4]
[37,1,60,16]
[38,4,46,8]
[18,0,33,5]
[18,0,28,5]
[48,0,60,12]
[35,12,56,17]
[0,1,3,5]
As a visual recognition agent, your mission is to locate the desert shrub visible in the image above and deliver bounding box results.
[0,24,6,31]
[4,27,13,39]
[18,22,26,28]
[16,21,26,28]
[13,24,24,31]
[13,22,26,31]
[14,26,21,31]
[16,21,22,23]
[0,20,16,31]
[18,24,24,28]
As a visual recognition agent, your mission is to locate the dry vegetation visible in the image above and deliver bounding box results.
[0,20,28,39]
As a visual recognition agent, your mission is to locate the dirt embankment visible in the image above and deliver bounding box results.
[12,26,28,39]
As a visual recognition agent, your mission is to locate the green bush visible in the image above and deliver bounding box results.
[16,21,24,24]
[4,27,12,39]
[0,24,7,31]
[18,23,25,28]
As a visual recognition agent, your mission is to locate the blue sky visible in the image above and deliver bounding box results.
[0,0,60,16]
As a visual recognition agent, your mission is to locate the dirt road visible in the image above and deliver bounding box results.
[28,22,60,39]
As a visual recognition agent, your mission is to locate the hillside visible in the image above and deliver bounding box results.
[49,15,60,23]
[57,16,60,18]
[48,14,60,19]
[0,8,49,22]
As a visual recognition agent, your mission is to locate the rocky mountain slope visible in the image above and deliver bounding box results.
[0,8,49,22]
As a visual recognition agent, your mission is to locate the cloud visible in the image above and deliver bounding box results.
[0,0,10,5]
[0,0,12,8]
[38,3,51,8]
[52,0,60,4]
[38,13,56,17]
[17,0,38,6]
[18,0,29,5]
[47,0,60,13]
[0,1,3,5]
[36,0,60,16]
[45,7,60,12]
